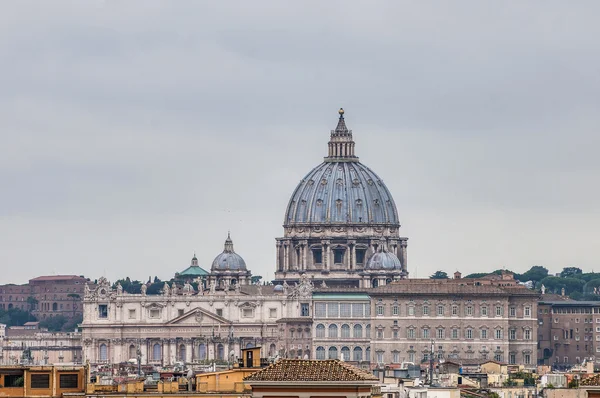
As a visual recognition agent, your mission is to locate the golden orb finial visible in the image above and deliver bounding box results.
[338,107,344,116]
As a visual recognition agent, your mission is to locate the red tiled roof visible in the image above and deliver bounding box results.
[244,359,378,382]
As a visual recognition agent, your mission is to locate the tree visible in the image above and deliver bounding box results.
[67,293,80,316]
[26,296,39,311]
[430,271,449,279]
[39,315,68,332]
[561,267,583,278]
[518,266,549,283]
[540,276,585,296]
[464,273,489,279]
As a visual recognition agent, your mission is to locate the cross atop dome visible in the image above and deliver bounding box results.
[326,108,358,162]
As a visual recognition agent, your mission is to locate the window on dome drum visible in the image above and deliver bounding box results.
[313,249,322,265]
[334,249,344,264]
[356,249,366,265]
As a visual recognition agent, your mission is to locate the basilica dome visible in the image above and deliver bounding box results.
[284,109,399,226]
[365,250,402,270]
[211,233,247,272]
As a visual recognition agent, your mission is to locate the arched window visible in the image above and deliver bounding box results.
[289,349,296,359]
[366,324,371,338]
[328,346,338,359]
[304,349,310,359]
[129,345,136,360]
[341,346,350,361]
[179,344,186,362]
[316,324,325,338]
[246,343,254,349]
[341,324,350,338]
[353,347,363,361]
[217,344,224,360]
[372,279,378,288]
[198,344,206,360]
[152,343,161,361]
[328,324,338,338]
[366,347,371,362]
[316,346,326,360]
[353,324,363,338]
[99,343,108,361]
[52,302,58,311]
[269,344,276,357]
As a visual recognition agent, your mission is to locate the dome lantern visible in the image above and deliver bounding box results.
[326,108,358,162]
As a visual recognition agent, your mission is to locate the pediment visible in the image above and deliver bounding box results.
[166,307,232,326]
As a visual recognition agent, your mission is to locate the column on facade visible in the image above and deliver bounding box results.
[276,241,282,272]
[283,242,289,272]
[349,240,356,270]
[400,241,408,273]
[322,240,330,270]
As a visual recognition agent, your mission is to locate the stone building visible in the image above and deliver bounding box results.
[368,278,539,370]
[0,275,90,319]
[274,109,408,288]
[81,275,316,365]
[537,298,600,368]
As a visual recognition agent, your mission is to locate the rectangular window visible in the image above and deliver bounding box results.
[466,306,473,316]
[509,329,516,340]
[327,303,339,317]
[452,306,458,316]
[509,354,516,364]
[393,330,398,339]
[525,329,531,340]
[377,305,384,316]
[393,305,399,316]
[407,328,415,339]
[356,249,366,265]
[437,328,444,339]
[481,306,488,317]
[408,306,415,316]
[315,302,326,318]
[269,308,277,318]
[352,303,364,318]
[128,309,136,319]
[509,307,516,317]
[466,329,473,339]
[481,329,488,339]
[437,306,444,316]
[301,303,310,317]
[377,329,383,339]
[178,309,184,317]
[423,306,429,316]
[313,249,323,264]
[216,309,223,317]
[409,352,415,362]
[340,303,351,317]
[393,351,400,363]
[524,306,531,317]
[98,304,108,319]
[452,329,458,339]
[150,309,160,318]
[59,374,79,389]
[496,329,502,339]
[524,354,531,365]
[334,249,344,264]
[31,374,50,389]
[496,306,503,317]
[423,328,430,339]
[242,308,253,318]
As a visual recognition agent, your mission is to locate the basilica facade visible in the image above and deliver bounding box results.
[80,110,538,369]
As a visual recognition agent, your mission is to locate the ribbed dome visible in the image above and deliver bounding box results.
[365,250,402,270]
[284,161,399,225]
[211,233,247,272]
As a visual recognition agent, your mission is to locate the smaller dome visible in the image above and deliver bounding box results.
[211,233,247,272]
[365,245,402,270]
[273,285,284,293]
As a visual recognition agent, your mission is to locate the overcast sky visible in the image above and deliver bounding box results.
[1,1,599,284]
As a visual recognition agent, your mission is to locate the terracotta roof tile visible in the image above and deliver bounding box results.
[244,359,378,382]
